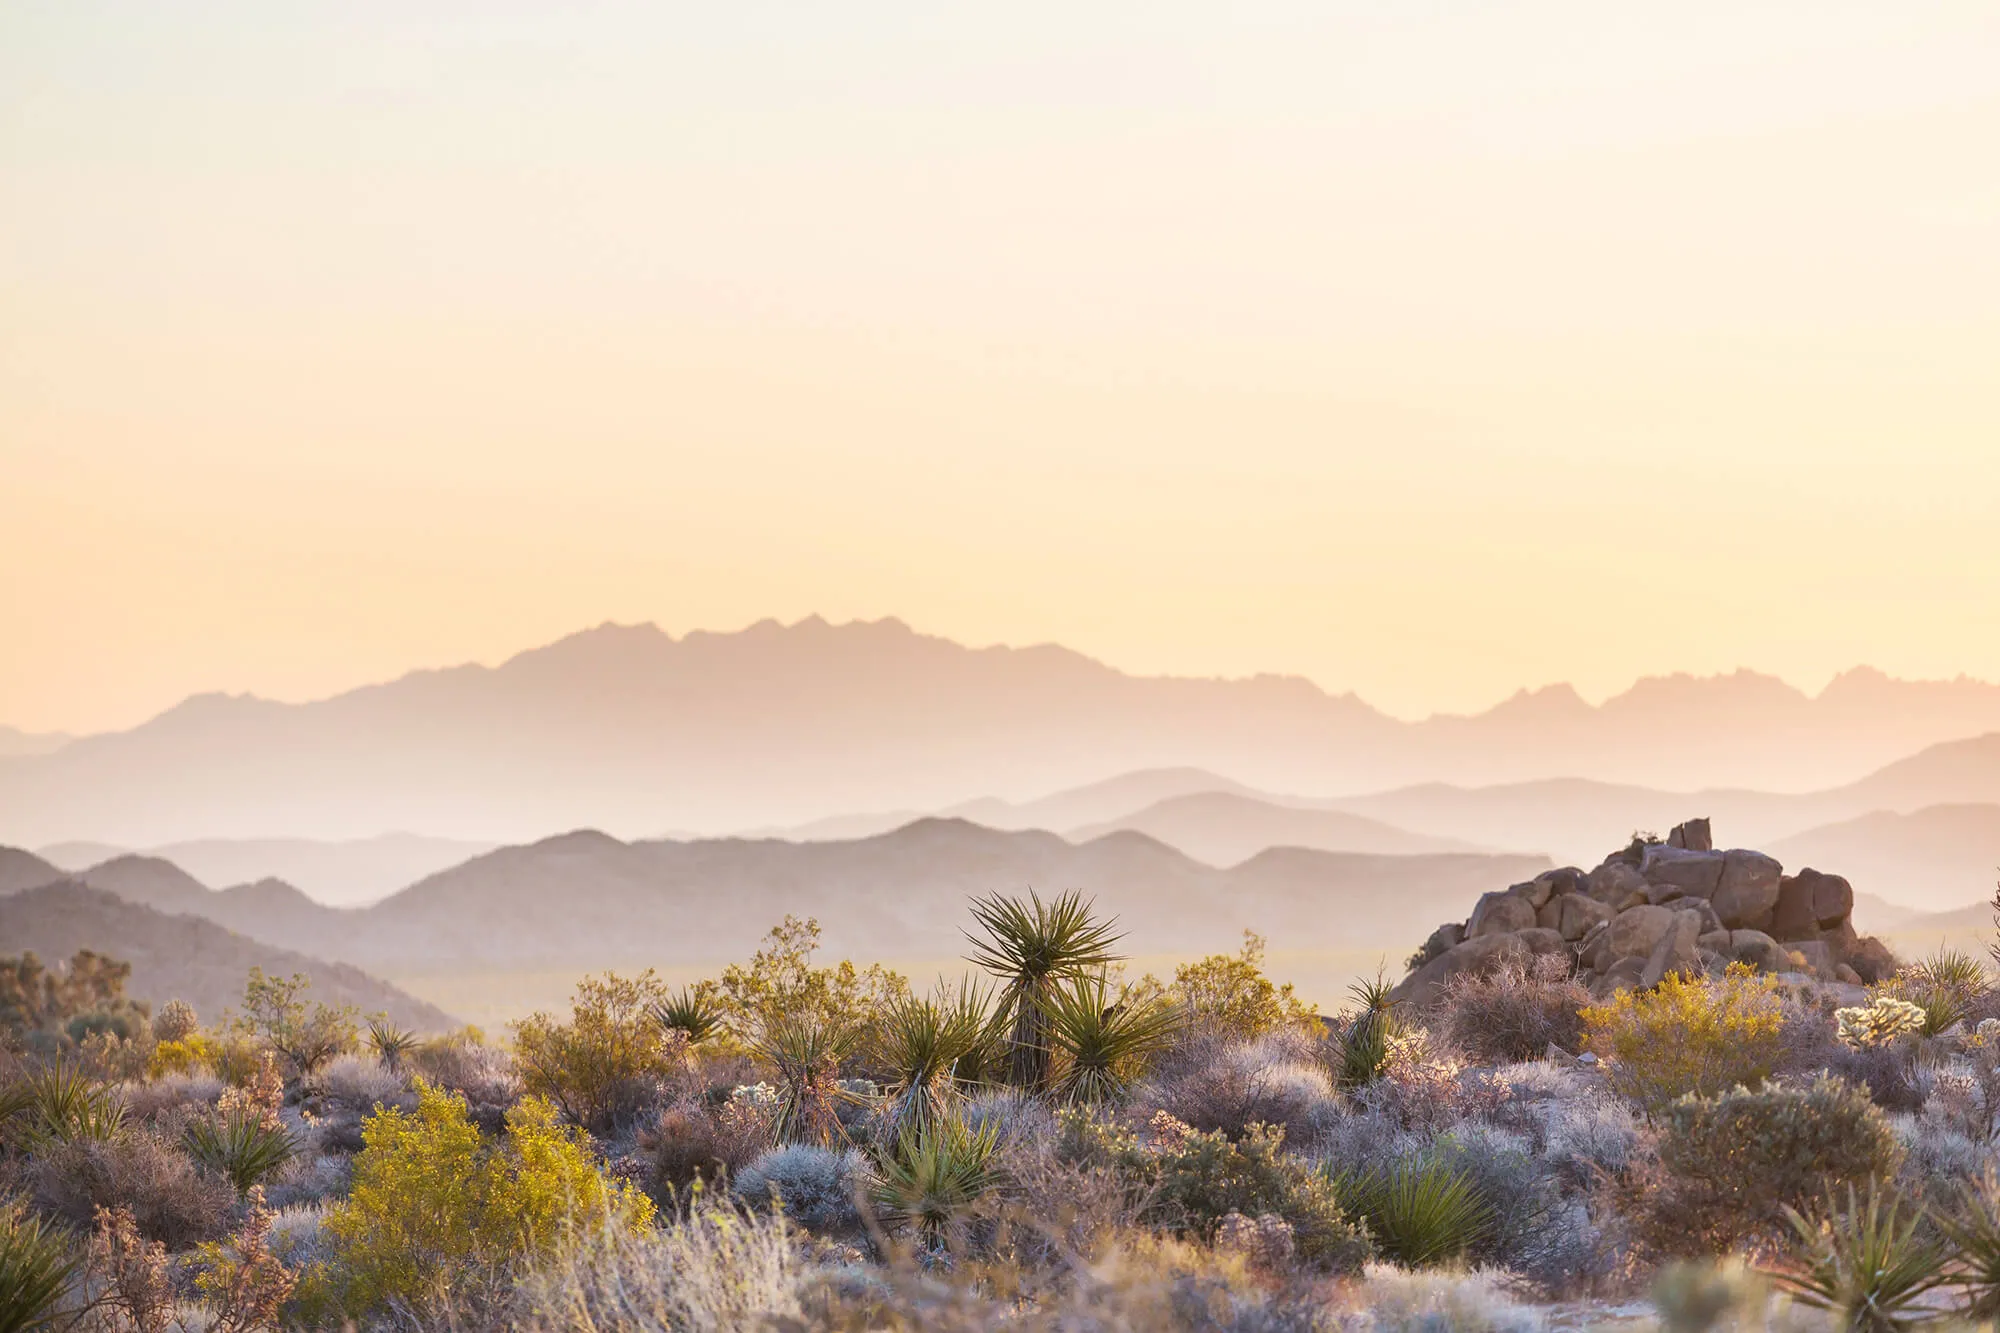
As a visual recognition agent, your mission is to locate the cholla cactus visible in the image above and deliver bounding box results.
[154,999,199,1044]
[731,1081,780,1108]
[1835,996,1926,1050]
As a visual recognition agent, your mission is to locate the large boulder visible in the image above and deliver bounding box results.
[1556,893,1614,941]
[1585,861,1649,908]
[1509,878,1555,910]
[1667,818,1713,852]
[1730,929,1788,973]
[1712,850,1784,929]
[1845,935,1899,985]
[1607,904,1676,959]
[1804,869,1855,929]
[1390,933,1531,1007]
[1516,927,1568,957]
[1767,875,1820,941]
[1536,867,1585,898]
[1641,846,1726,899]
[1468,890,1538,938]
[1639,910,1702,988]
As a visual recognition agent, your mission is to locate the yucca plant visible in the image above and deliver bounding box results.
[1042,973,1181,1106]
[1332,1154,1494,1268]
[11,1058,126,1151]
[185,1107,298,1194]
[1330,974,1398,1090]
[756,1013,860,1147]
[0,1199,80,1333]
[366,1016,420,1073]
[1772,1183,1948,1332]
[649,985,728,1047]
[870,1115,1002,1248]
[1937,1168,2000,1322]
[1909,948,1986,1038]
[877,980,989,1141]
[965,889,1125,1092]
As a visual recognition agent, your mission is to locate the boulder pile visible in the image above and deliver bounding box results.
[1392,818,1899,1006]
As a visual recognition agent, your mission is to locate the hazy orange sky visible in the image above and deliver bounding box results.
[4,4,1999,735]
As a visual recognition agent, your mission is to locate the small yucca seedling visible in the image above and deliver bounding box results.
[1042,973,1180,1106]
[1332,1154,1494,1269]
[1772,1183,1947,1332]
[877,980,989,1141]
[185,1107,298,1195]
[870,1115,1002,1248]
[0,1200,81,1333]
[1331,974,1398,1090]
[965,889,1126,1092]
[1937,1169,2000,1322]
[11,1057,127,1151]
[756,1013,860,1147]
[367,1016,420,1073]
[649,985,727,1046]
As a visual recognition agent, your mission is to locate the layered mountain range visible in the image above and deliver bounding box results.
[10,618,2000,845]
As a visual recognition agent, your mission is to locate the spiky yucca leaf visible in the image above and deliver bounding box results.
[877,980,989,1141]
[1333,1155,1494,1268]
[756,1013,860,1147]
[0,1200,80,1333]
[649,985,727,1046]
[1937,1169,2000,1322]
[12,1058,126,1151]
[1043,974,1180,1106]
[870,1115,1002,1247]
[964,889,1125,1091]
[1772,1184,1947,1332]
[1331,974,1399,1090]
[366,1016,419,1072]
[185,1108,298,1194]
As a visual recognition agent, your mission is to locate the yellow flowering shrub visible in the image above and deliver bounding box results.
[147,1033,219,1078]
[321,1079,654,1319]
[1580,964,1785,1113]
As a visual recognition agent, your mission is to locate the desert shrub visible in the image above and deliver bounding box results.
[1139,1036,1339,1141]
[732,1144,865,1233]
[1142,1117,1370,1272]
[1436,955,1589,1064]
[960,1087,1057,1148]
[641,1098,773,1200]
[512,971,690,1134]
[1353,1045,1514,1137]
[80,1201,178,1333]
[146,1034,219,1080]
[321,1079,654,1319]
[1341,1263,1546,1333]
[1170,931,1317,1042]
[153,999,199,1045]
[0,1196,79,1333]
[30,1129,236,1248]
[404,1028,518,1118]
[1332,1153,1495,1268]
[720,915,909,1045]
[874,982,988,1142]
[263,1151,351,1211]
[1581,964,1785,1112]
[317,1053,409,1118]
[1535,1088,1640,1192]
[7,1057,127,1149]
[189,1186,297,1332]
[237,969,356,1088]
[0,950,149,1057]
[512,1203,803,1332]
[122,1071,224,1126]
[965,891,1125,1092]
[1626,1076,1903,1257]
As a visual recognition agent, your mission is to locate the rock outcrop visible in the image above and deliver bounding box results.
[1392,818,1898,1005]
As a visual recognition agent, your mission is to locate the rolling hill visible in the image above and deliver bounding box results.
[10,618,2000,845]
[1066,791,1477,865]
[1768,805,2000,914]
[0,881,455,1032]
[38,833,496,907]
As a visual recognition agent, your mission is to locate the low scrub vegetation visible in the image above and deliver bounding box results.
[11,887,2000,1329]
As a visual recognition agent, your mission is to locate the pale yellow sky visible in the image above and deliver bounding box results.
[4,3,1999,735]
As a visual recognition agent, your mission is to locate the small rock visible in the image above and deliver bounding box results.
[1557,893,1614,942]
[1667,818,1713,852]
[1586,861,1648,906]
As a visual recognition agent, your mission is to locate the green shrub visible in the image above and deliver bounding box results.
[0,1197,80,1333]
[1142,1118,1369,1273]
[871,1116,1002,1246]
[1631,1076,1903,1256]
[321,1079,654,1319]
[238,969,357,1087]
[1581,964,1785,1112]
[1170,931,1316,1042]
[512,970,686,1133]
[1329,975,1399,1091]
[720,916,907,1042]
[1331,1154,1494,1269]
[8,1056,126,1150]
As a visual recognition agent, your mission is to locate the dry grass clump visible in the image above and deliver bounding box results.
[641,1096,774,1200]
[29,1128,236,1248]
[1137,1034,1341,1141]
[1433,956,1590,1065]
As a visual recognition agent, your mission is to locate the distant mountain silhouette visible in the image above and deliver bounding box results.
[1,823,1550,977]
[38,834,495,907]
[1067,791,1477,865]
[0,726,70,758]
[0,881,453,1032]
[1768,805,2000,914]
[0,846,63,895]
[8,618,2000,844]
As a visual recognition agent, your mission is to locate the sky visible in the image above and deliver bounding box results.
[4,2,1999,735]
